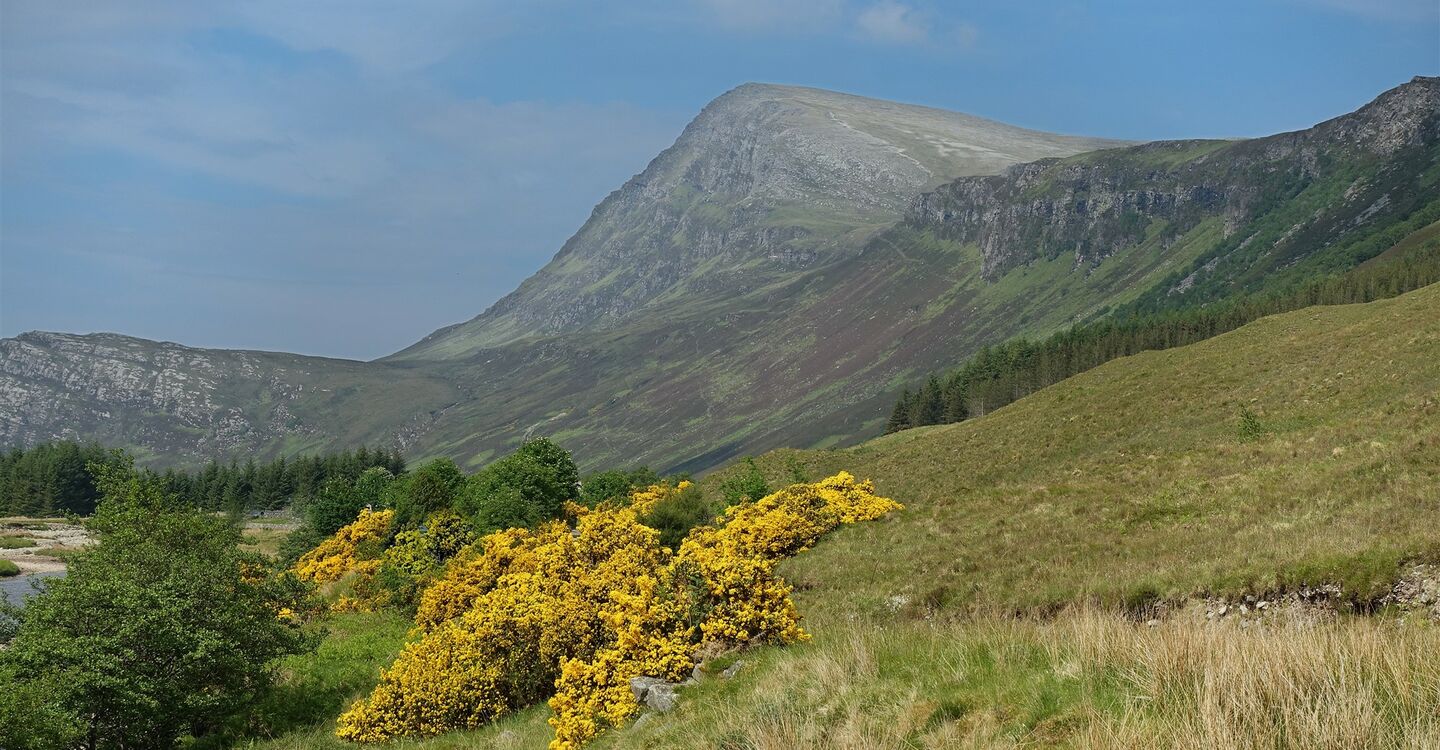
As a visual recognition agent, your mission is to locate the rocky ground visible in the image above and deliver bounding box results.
[0,518,93,574]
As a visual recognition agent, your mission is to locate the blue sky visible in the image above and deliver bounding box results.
[2,1,1436,360]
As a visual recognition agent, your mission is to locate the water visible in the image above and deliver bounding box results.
[0,571,64,608]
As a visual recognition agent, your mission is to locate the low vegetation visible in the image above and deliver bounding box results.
[280,473,898,748]
[595,610,1440,749]
[5,281,1436,749]
[0,462,316,749]
[0,559,20,577]
[889,224,1440,432]
[0,535,37,549]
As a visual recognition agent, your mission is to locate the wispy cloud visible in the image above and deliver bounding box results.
[0,1,687,358]
[855,2,931,44]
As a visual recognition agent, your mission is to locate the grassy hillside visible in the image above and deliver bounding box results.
[245,283,1439,749]
[772,282,1440,619]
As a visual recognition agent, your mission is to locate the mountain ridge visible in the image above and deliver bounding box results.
[389,82,1128,359]
[2,76,1435,472]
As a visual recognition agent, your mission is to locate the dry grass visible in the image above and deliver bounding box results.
[609,611,1440,750]
[241,527,290,559]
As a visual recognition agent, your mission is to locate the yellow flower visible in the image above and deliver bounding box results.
[335,472,898,748]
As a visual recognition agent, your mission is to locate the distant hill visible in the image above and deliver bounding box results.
[2,77,1436,473]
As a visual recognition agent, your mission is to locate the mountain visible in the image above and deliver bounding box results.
[393,83,1127,359]
[2,77,1436,472]
[0,332,458,461]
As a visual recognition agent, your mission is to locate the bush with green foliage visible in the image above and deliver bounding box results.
[718,457,770,506]
[0,462,317,749]
[580,467,660,507]
[460,439,581,531]
[637,482,716,550]
[392,458,465,528]
[0,559,20,577]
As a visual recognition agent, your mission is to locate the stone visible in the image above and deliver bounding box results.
[644,683,679,713]
[721,660,745,680]
[629,676,668,703]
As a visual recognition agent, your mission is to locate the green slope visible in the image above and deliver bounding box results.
[250,279,1440,750]
[768,281,1440,618]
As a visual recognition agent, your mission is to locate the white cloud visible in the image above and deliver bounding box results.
[855,2,930,44]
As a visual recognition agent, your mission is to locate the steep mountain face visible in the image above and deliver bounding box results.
[910,76,1440,301]
[1,77,1435,473]
[0,332,458,461]
[394,83,1125,359]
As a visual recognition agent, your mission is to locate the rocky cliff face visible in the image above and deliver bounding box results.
[393,83,1126,359]
[0,332,456,463]
[910,76,1440,290]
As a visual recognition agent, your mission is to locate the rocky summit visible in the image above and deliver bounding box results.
[393,83,1126,358]
[1,77,1436,472]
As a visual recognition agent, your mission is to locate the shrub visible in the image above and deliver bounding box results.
[580,467,660,507]
[292,508,394,584]
[718,457,769,506]
[0,463,316,749]
[336,471,900,748]
[637,482,716,550]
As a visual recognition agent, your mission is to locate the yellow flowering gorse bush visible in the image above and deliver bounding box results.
[332,472,899,749]
[292,508,393,583]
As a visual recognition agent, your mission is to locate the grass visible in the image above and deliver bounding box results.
[596,610,1440,749]
[249,286,1440,749]
[0,559,20,577]
[0,536,38,549]
[34,546,87,563]
[740,284,1440,619]
[241,527,290,559]
[217,611,413,748]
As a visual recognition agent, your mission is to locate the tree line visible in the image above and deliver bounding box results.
[887,236,1440,433]
[0,442,405,517]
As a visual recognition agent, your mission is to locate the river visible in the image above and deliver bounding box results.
[0,570,64,608]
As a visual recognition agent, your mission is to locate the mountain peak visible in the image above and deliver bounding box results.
[392,85,1127,359]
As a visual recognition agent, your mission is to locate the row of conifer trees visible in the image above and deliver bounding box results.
[887,237,1440,433]
[0,442,405,517]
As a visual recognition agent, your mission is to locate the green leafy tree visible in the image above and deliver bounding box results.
[394,458,465,528]
[459,441,580,526]
[718,457,770,506]
[516,437,580,500]
[0,462,315,749]
[305,477,363,537]
[470,486,536,533]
